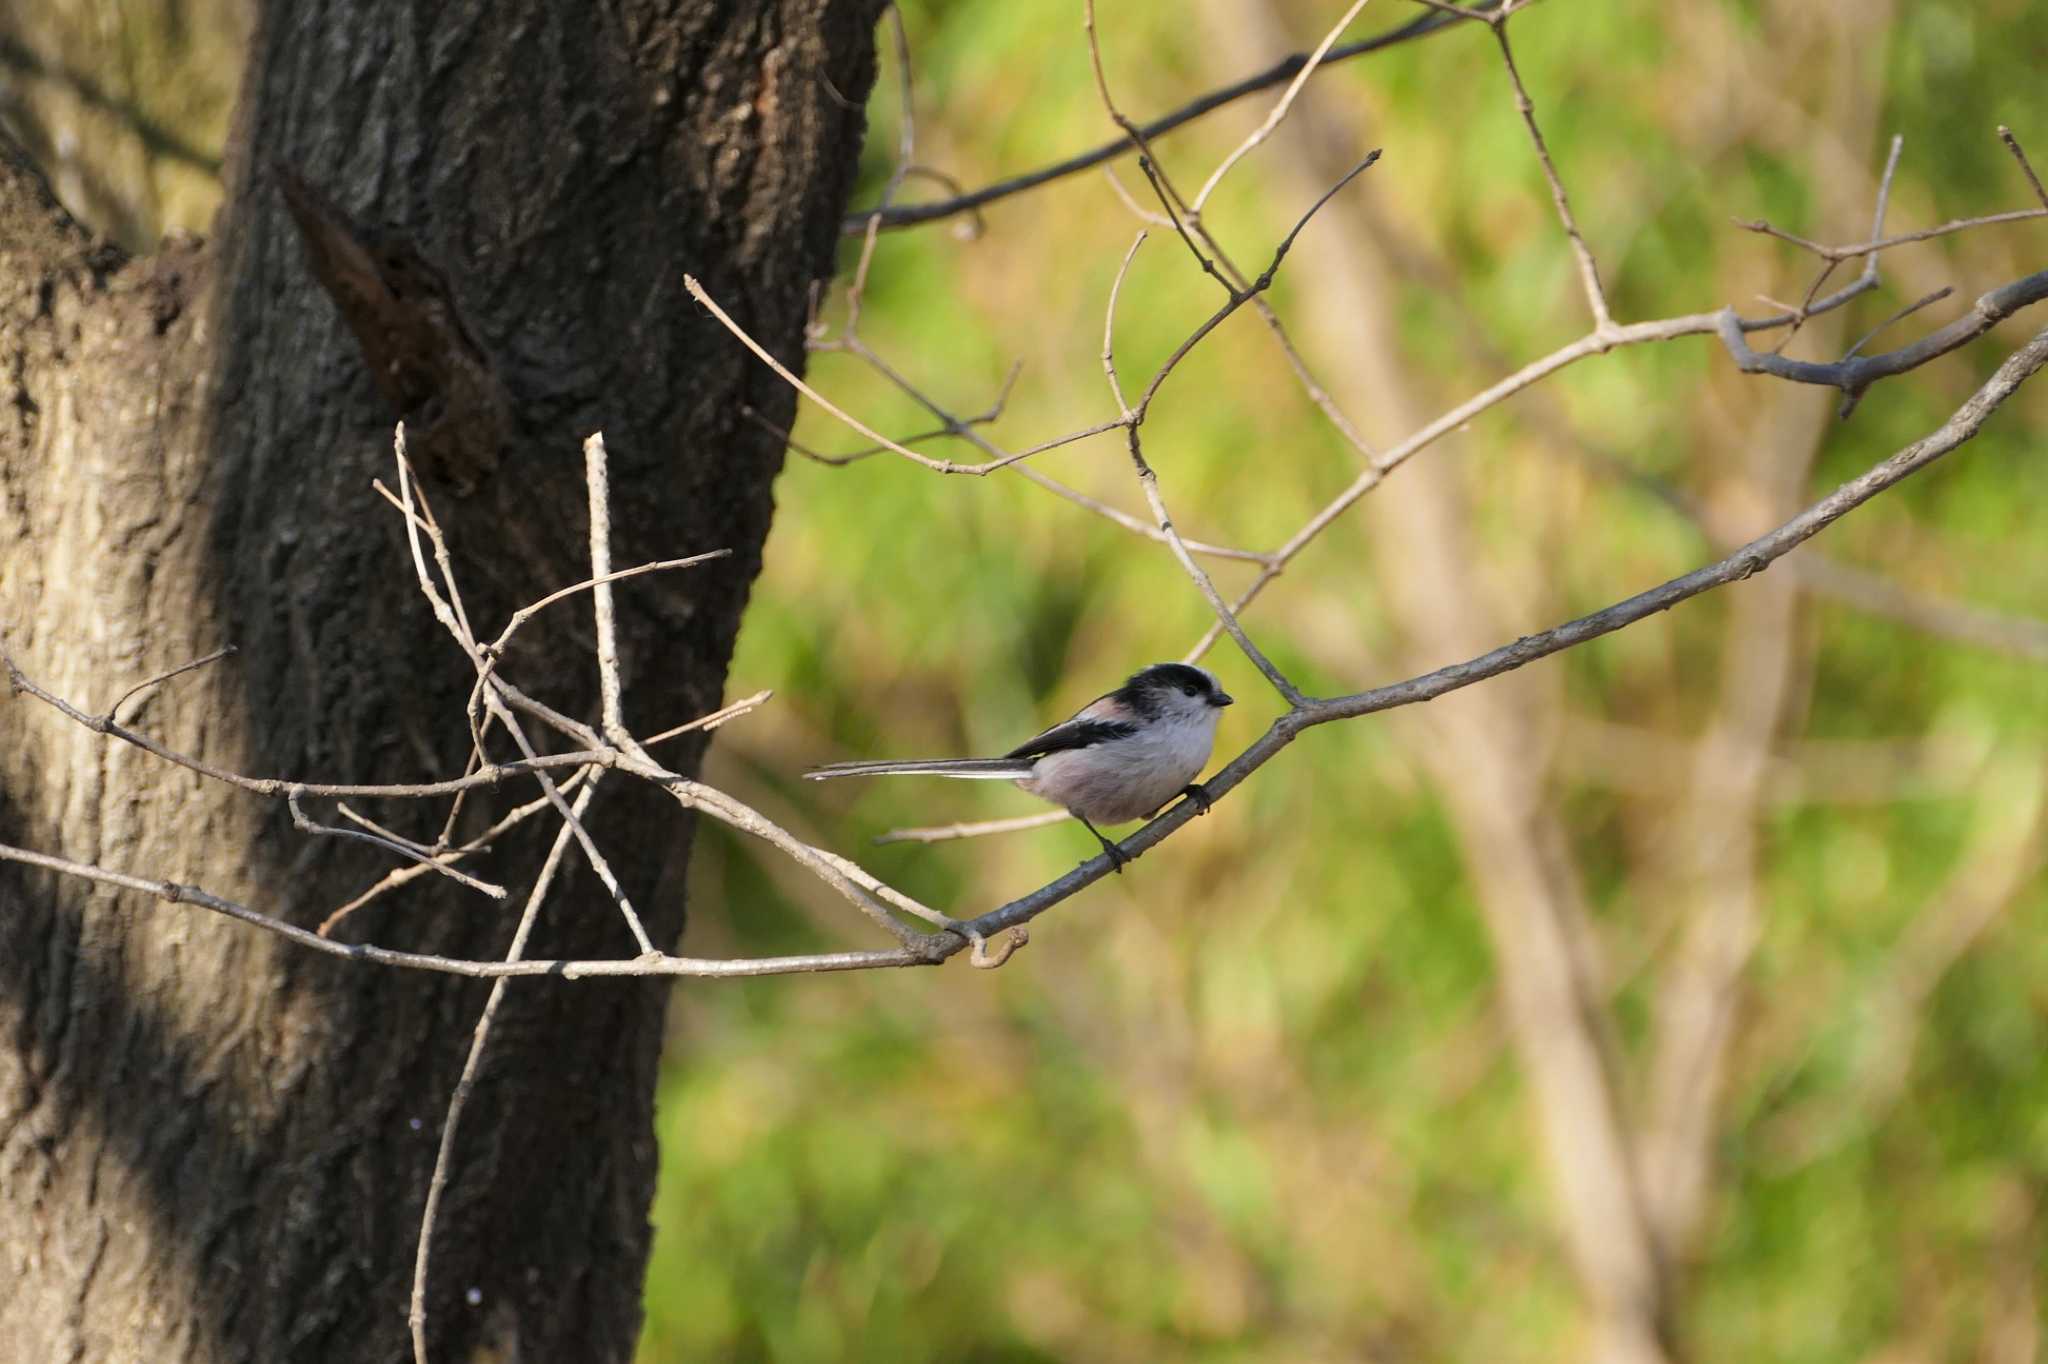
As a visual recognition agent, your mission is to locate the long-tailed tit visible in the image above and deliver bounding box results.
[805,663,1234,870]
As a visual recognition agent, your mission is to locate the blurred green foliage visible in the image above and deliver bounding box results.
[642,2,2045,1360]
[0,0,246,247]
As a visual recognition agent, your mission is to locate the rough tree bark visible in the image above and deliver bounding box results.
[0,3,882,1360]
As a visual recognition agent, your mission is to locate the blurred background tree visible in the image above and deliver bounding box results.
[651,3,2046,1360]
[9,2,2042,1361]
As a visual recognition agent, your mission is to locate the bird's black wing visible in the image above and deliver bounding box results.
[1003,715,1138,761]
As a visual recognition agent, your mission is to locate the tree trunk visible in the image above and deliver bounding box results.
[0,3,881,1360]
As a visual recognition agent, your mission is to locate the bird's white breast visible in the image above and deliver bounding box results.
[1018,710,1218,824]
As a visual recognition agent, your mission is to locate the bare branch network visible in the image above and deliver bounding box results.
[3,3,2045,1357]
[8,11,2042,993]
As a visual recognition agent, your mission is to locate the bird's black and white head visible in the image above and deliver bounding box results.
[1117,662,1234,724]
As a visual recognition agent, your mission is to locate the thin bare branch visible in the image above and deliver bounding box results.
[1102,164,1173,226]
[1841,285,1953,360]
[1131,152,1381,419]
[824,331,1275,562]
[3,646,616,799]
[1013,466,1276,563]
[1101,231,1147,411]
[1999,125,2048,210]
[0,840,935,978]
[740,406,892,465]
[336,802,443,856]
[584,433,627,742]
[1739,207,2048,262]
[689,275,1010,474]
[289,791,509,900]
[1190,0,1375,213]
[1490,15,1611,327]
[739,361,1021,466]
[317,776,586,937]
[696,275,1108,480]
[875,809,1073,846]
[107,645,237,725]
[1405,0,1492,18]
[644,689,774,745]
[499,550,731,654]
[410,780,597,1364]
[841,3,920,329]
[652,772,933,949]
[843,4,1482,233]
[1140,453,1303,704]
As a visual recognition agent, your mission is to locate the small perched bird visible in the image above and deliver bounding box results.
[806,662,1235,870]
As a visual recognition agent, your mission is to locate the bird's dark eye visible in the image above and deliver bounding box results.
[1183,684,1201,697]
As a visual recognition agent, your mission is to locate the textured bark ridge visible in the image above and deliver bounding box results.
[0,4,881,1360]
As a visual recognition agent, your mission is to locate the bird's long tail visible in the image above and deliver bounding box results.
[804,757,1034,781]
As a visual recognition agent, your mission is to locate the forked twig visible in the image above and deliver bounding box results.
[410,781,596,1364]
[107,645,238,724]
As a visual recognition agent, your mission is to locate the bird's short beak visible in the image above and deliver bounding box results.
[1214,691,1234,707]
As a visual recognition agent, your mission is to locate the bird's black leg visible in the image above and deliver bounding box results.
[1179,782,1213,815]
[1077,816,1129,873]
